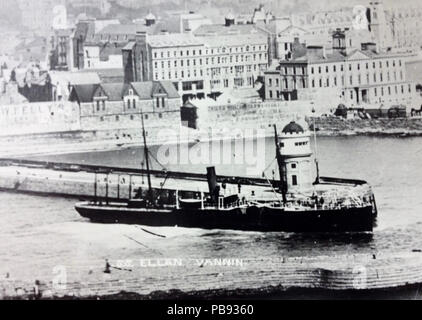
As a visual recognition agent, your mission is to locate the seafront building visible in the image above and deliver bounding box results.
[264,29,416,108]
[69,80,181,136]
[123,16,269,102]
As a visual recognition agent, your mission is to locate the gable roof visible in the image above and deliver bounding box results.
[129,81,179,100]
[69,84,99,103]
[95,83,128,101]
[345,50,372,61]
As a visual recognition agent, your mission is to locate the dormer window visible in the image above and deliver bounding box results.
[128,89,134,96]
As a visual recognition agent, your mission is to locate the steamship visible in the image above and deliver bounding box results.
[75,118,377,232]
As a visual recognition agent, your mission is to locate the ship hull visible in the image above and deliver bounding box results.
[75,204,374,232]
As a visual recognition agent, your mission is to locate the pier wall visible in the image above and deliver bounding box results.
[2,252,422,299]
[0,101,81,136]
[196,100,319,136]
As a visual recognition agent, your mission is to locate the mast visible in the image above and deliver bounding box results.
[141,109,153,200]
[274,125,287,204]
[312,108,320,183]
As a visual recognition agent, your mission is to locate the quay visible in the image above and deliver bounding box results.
[0,158,276,201]
[3,251,422,299]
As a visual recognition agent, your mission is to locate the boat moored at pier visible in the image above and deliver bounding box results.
[75,119,377,232]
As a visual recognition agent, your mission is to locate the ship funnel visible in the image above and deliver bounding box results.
[206,167,219,203]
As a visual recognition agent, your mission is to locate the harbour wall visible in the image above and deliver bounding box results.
[0,160,273,201]
[312,116,422,136]
[3,251,422,299]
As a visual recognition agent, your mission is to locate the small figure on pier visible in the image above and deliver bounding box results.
[104,259,111,274]
[135,187,143,199]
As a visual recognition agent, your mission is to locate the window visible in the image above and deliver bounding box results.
[292,175,298,186]
[127,100,131,109]
[115,115,119,121]
[133,99,136,109]
[291,163,297,169]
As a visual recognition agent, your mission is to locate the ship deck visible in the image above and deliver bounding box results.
[0,159,374,209]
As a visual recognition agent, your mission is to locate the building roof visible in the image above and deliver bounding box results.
[148,34,203,48]
[130,81,179,100]
[98,83,128,101]
[69,84,99,103]
[199,33,266,47]
[282,121,304,134]
[194,23,265,37]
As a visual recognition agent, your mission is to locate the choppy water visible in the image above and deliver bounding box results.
[2,136,422,295]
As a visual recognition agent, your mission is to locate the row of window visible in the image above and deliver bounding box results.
[310,70,404,88]
[310,59,403,75]
[347,84,412,100]
[95,98,167,112]
[152,45,267,59]
[98,113,163,122]
[268,78,307,91]
[153,53,267,69]
[153,64,264,81]
[210,77,254,89]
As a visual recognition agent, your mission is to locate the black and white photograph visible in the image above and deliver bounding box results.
[0,0,422,306]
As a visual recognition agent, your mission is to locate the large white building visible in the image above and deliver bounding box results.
[123,17,269,102]
[264,30,416,109]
